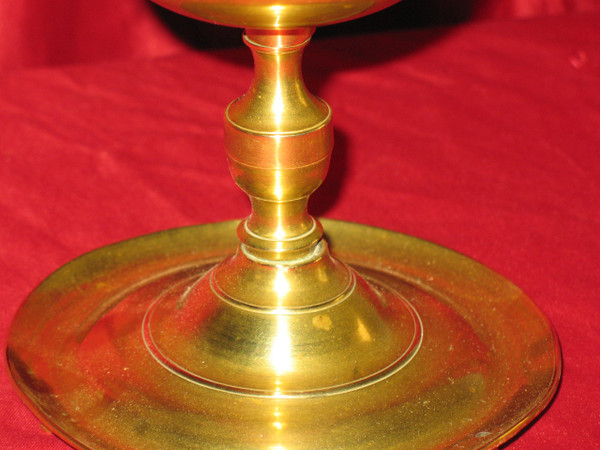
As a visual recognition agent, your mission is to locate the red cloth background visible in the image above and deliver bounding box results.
[2,0,600,70]
[1,2,599,449]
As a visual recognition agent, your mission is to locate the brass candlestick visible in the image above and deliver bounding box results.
[7,1,561,448]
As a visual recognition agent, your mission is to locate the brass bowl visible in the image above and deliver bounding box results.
[152,0,401,28]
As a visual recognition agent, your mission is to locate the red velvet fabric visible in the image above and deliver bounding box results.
[2,0,600,70]
[476,0,600,18]
[1,9,599,449]
[0,1,186,70]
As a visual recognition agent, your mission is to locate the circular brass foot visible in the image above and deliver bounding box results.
[7,220,560,449]
[142,258,422,397]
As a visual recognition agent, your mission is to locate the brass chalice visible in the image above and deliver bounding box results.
[7,0,561,448]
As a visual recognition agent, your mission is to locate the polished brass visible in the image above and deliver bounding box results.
[7,220,560,448]
[139,27,426,398]
[7,0,561,447]
[152,0,399,28]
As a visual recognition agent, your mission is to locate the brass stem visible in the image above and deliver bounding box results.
[225,27,332,266]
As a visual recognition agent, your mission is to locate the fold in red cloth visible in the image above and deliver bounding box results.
[0,0,185,70]
[1,11,599,449]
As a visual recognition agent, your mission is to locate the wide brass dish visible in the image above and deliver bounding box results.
[7,219,560,449]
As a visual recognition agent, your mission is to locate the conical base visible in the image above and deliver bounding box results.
[7,219,560,449]
[142,240,422,397]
